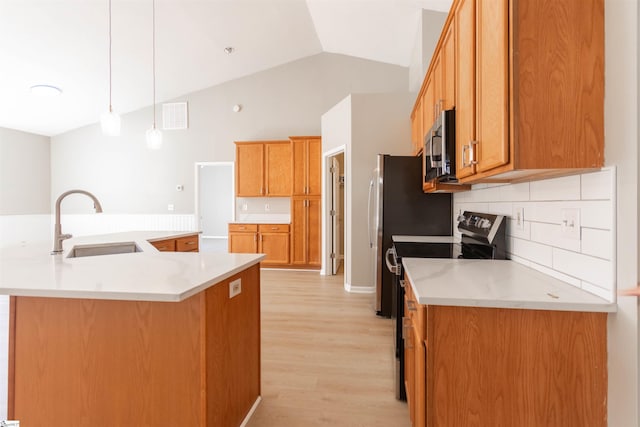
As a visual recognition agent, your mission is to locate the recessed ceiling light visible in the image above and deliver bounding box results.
[224,47,235,54]
[30,84,62,97]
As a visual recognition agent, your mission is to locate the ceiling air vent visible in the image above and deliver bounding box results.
[162,102,189,130]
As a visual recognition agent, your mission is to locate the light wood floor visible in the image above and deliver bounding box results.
[246,269,410,427]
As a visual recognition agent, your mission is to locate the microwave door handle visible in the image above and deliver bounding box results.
[385,247,399,274]
[430,130,437,168]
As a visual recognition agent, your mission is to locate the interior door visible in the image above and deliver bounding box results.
[331,157,340,275]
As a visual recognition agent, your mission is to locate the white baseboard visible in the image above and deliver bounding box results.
[240,396,262,427]
[344,283,376,293]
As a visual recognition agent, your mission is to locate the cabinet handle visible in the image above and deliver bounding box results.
[239,226,246,230]
[254,234,257,242]
[462,140,479,168]
[271,227,278,230]
[399,279,406,288]
[407,300,417,312]
[260,234,263,242]
[260,187,264,195]
[185,241,196,245]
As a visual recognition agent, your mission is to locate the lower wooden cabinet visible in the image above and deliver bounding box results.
[228,223,290,266]
[149,234,199,252]
[291,196,321,267]
[404,277,607,427]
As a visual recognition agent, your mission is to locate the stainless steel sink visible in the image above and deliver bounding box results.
[67,242,141,258]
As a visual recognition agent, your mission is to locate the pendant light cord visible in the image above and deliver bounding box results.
[152,0,156,129]
[108,0,113,113]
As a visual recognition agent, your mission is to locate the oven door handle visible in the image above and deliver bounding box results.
[385,247,399,275]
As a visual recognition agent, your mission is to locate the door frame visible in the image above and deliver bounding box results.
[194,162,235,237]
[321,145,346,278]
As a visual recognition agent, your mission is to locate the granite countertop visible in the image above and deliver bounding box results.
[402,258,616,313]
[0,231,264,302]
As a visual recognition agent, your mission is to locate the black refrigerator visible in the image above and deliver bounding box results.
[369,154,452,317]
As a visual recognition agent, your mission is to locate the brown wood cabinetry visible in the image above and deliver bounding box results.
[410,98,423,156]
[235,141,292,196]
[149,233,199,252]
[9,264,261,427]
[455,0,604,183]
[413,0,604,189]
[291,136,321,196]
[403,276,607,427]
[291,196,321,267]
[228,223,290,266]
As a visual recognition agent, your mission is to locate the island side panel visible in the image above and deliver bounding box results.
[206,263,261,426]
[427,306,607,427]
[9,293,204,426]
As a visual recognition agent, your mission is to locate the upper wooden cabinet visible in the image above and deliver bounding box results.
[291,136,321,196]
[410,98,423,156]
[455,0,604,183]
[235,141,292,196]
[413,0,604,187]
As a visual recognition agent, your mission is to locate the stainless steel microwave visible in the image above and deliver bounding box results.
[424,109,456,183]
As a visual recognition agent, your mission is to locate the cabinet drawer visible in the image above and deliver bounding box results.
[150,238,176,252]
[258,224,290,233]
[228,223,258,232]
[176,234,199,252]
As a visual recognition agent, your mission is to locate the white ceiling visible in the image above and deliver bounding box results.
[0,0,452,137]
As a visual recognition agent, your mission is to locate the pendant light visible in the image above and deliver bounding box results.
[145,0,162,149]
[100,0,121,136]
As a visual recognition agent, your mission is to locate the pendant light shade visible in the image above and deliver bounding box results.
[145,0,162,149]
[101,0,120,136]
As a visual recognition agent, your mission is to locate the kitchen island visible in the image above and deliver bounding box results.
[0,231,264,427]
[401,258,614,427]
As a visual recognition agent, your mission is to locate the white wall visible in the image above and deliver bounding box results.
[50,53,408,216]
[322,92,413,291]
[408,10,448,93]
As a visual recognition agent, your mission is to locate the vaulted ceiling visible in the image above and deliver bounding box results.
[0,0,451,136]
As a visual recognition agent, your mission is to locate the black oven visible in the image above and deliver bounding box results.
[388,211,506,400]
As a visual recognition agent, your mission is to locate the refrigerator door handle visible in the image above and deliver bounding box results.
[367,176,375,248]
[385,247,399,275]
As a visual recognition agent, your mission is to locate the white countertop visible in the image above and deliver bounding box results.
[402,258,616,313]
[0,231,265,302]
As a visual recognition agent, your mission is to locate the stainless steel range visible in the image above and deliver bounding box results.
[386,211,507,400]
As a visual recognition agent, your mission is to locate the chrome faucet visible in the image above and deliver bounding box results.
[51,189,103,254]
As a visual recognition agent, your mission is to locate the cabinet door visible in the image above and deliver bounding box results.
[236,144,264,196]
[422,75,435,134]
[259,232,290,265]
[442,20,456,111]
[433,51,443,119]
[476,0,509,173]
[307,138,322,196]
[291,198,307,265]
[292,140,307,196]
[265,142,292,196]
[411,98,423,156]
[455,0,476,180]
[176,234,199,252]
[307,197,321,266]
[403,315,415,425]
[228,232,257,254]
[150,238,176,252]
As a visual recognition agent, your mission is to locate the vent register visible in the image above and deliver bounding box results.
[162,102,189,130]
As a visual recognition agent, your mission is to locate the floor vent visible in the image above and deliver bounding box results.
[162,102,189,130]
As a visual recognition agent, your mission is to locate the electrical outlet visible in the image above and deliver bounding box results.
[167,204,174,211]
[560,208,581,240]
[229,278,242,298]
[265,203,270,212]
[514,207,525,231]
[242,204,248,211]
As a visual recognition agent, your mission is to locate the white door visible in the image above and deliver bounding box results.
[331,157,340,274]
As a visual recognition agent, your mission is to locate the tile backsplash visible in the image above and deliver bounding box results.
[453,168,616,302]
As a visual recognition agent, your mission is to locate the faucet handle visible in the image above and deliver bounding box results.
[60,233,72,240]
